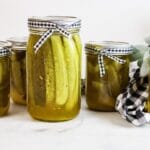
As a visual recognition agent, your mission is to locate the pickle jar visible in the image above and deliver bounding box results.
[8,37,27,105]
[0,41,11,116]
[85,41,132,111]
[27,16,82,121]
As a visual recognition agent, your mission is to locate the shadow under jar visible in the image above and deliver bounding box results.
[27,16,82,121]
[85,41,132,111]
[8,37,27,105]
[0,41,11,116]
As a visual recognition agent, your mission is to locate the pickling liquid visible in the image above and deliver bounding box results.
[86,53,130,111]
[27,33,82,121]
[0,56,10,116]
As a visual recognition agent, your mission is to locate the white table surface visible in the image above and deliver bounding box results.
[0,97,150,150]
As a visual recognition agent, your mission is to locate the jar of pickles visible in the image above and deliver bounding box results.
[27,16,82,121]
[85,41,132,111]
[0,41,11,116]
[8,37,27,105]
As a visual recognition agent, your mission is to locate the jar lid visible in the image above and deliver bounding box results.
[7,37,27,51]
[28,16,81,31]
[85,41,132,55]
[86,41,131,50]
[0,41,11,57]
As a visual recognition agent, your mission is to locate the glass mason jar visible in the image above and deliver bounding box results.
[0,41,11,116]
[8,37,27,105]
[27,16,82,121]
[85,41,132,111]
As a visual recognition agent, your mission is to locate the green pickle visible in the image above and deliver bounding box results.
[85,41,132,111]
[146,74,150,112]
[27,16,82,121]
[8,37,27,105]
[0,41,11,116]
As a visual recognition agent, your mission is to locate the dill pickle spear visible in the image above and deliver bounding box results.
[44,38,55,104]
[91,81,115,109]
[63,36,76,102]
[11,61,24,94]
[0,57,10,85]
[107,62,121,98]
[63,36,78,110]
[33,42,46,106]
[72,34,82,56]
[0,62,3,84]
[27,36,35,105]
[116,57,129,90]
[72,34,82,98]
[51,35,68,106]
[21,56,26,89]
[0,57,10,108]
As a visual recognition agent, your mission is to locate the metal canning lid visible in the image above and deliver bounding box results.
[0,41,12,57]
[28,16,81,31]
[85,41,132,55]
[7,37,27,51]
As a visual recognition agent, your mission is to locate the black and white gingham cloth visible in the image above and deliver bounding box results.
[85,46,132,77]
[116,68,150,126]
[0,48,10,56]
[28,19,81,53]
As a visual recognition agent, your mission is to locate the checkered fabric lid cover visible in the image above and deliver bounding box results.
[0,41,11,56]
[85,41,132,77]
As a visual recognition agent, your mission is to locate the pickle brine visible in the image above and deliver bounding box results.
[85,41,132,111]
[0,41,11,116]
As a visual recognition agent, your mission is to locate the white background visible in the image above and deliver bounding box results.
[1,0,150,77]
[1,1,150,150]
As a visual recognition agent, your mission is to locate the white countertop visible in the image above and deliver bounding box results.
[0,97,150,150]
